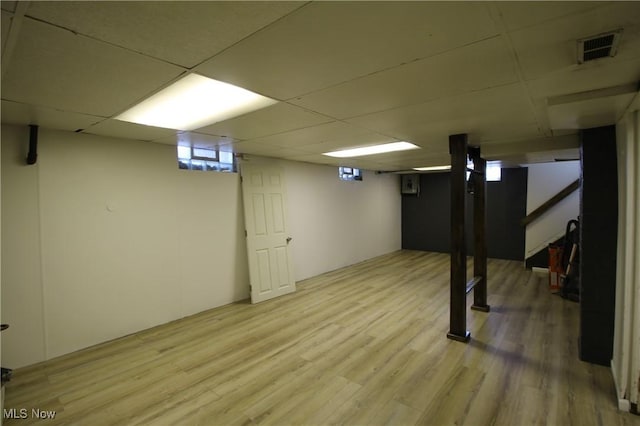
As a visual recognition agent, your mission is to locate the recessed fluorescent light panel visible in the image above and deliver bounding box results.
[323,142,419,158]
[413,165,451,171]
[116,74,277,131]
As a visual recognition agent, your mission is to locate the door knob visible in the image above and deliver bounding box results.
[286,237,292,244]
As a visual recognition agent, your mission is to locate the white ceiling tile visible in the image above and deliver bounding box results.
[196,103,333,140]
[527,57,640,100]
[196,1,499,99]
[279,153,390,172]
[347,151,431,168]
[460,135,580,167]
[153,132,238,149]
[1,18,184,117]
[520,149,580,165]
[481,134,579,159]
[547,90,637,130]
[279,153,341,166]
[508,2,640,81]
[483,143,580,165]
[348,83,542,149]
[230,140,309,159]
[2,10,12,57]
[82,120,178,142]
[25,2,303,68]
[496,2,608,31]
[242,121,393,150]
[629,92,640,113]
[1,100,103,131]
[314,150,428,170]
[290,36,519,119]
[296,132,400,156]
[334,159,390,172]
[1,1,16,13]
[379,153,454,170]
[376,149,436,162]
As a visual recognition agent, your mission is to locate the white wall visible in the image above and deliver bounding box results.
[612,109,640,411]
[284,160,401,281]
[525,161,580,259]
[1,126,250,366]
[1,126,46,367]
[1,125,401,368]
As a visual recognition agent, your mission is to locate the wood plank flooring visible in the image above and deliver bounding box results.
[4,250,639,425]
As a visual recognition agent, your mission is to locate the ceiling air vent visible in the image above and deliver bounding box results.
[578,30,622,64]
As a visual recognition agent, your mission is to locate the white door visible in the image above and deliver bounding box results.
[241,163,296,303]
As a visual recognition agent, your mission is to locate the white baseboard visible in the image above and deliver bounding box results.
[618,398,631,412]
[532,267,548,275]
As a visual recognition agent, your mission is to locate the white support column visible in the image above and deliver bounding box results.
[631,109,640,410]
[613,109,640,412]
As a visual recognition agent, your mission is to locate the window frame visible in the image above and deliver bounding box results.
[338,166,363,181]
[177,146,237,173]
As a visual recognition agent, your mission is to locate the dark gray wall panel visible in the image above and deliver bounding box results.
[401,168,527,261]
[579,125,618,366]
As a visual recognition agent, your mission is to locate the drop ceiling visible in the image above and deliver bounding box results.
[2,1,639,171]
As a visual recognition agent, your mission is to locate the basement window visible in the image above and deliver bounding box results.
[466,163,501,182]
[339,167,362,181]
[486,164,501,181]
[177,146,236,172]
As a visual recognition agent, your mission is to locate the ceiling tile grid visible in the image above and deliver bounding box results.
[2,1,639,171]
[506,2,640,81]
[25,1,304,68]
[229,140,310,160]
[495,1,608,32]
[1,17,185,117]
[195,1,500,100]
[1,10,11,56]
[82,119,179,142]
[347,83,541,148]
[239,121,392,151]
[153,132,238,150]
[289,36,521,120]
[196,102,333,141]
[0,2,16,13]
[1,100,104,132]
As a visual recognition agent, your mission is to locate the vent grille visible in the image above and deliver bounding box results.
[583,34,615,51]
[578,30,622,63]
[583,48,611,62]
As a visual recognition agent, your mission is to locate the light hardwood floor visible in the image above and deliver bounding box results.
[4,250,639,425]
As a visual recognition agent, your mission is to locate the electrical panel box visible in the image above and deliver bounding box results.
[401,174,420,195]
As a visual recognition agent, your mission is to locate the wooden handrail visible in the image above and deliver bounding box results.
[521,179,579,226]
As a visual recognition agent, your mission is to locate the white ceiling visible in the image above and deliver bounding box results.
[2,1,639,171]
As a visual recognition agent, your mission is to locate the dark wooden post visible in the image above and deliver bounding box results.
[447,134,470,342]
[471,154,490,312]
[579,125,617,365]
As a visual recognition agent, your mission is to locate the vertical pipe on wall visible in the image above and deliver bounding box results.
[26,125,38,165]
[447,134,470,342]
